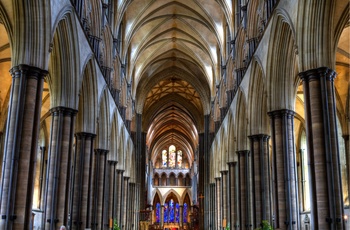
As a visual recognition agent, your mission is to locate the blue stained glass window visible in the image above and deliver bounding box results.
[176,203,180,223]
[156,203,160,223]
[164,203,168,223]
[183,203,188,223]
[169,199,174,222]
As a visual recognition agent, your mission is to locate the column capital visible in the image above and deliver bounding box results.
[10,64,48,80]
[108,160,118,165]
[227,161,237,167]
[116,169,124,174]
[50,106,78,116]
[267,109,295,118]
[75,132,96,139]
[94,149,109,155]
[298,67,336,82]
[220,170,228,175]
[236,150,250,156]
[215,177,221,181]
[248,134,270,141]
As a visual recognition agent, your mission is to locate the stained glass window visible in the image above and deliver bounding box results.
[169,199,175,222]
[183,203,188,223]
[177,150,182,167]
[164,203,168,223]
[169,145,176,167]
[156,203,160,223]
[162,150,167,167]
[176,203,180,223]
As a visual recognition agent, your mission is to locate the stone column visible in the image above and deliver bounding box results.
[0,65,46,229]
[343,135,349,211]
[248,134,272,228]
[210,183,216,229]
[237,150,252,229]
[268,109,299,229]
[103,160,116,230]
[221,170,228,228]
[44,106,77,229]
[343,134,350,215]
[215,177,221,229]
[227,162,237,229]
[108,161,118,228]
[121,176,129,230]
[90,149,108,229]
[299,67,344,229]
[115,170,124,226]
[71,132,96,230]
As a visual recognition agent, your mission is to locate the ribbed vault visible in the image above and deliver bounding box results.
[124,0,227,165]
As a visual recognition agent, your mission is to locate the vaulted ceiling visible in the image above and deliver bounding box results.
[121,0,230,166]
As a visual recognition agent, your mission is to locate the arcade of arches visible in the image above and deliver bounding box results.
[0,0,349,230]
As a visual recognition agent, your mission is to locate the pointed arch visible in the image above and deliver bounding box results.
[248,59,268,134]
[48,10,80,108]
[76,58,98,133]
[235,89,248,150]
[96,88,110,149]
[266,12,298,111]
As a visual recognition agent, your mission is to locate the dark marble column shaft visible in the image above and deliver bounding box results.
[215,177,221,229]
[299,67,344,229]
[221,170,228,226]
[71,132,96,230]
[268,109,299,229]
[0,65,46,229]
[228,162,237,229]
[121,176,129,229]
[237,150,252,229]
[45,106,77,230]
[248,134,272,228]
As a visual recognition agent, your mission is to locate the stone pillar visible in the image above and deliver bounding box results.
[0,65,46,229]
[344,135,350,212]
[299,67,344,229]
[210,183,216,229]
[215,177,221,229]
[104,160,117,230]
[248,134,272,228]
[90,149,108,229]
[108,161,118,228]
[227,162,237,229]
[115,170,124,226]
[71,132,96,230]
[237,150,252,229]
[268,109,299,229]
[44,106,77,229]
[121,176,129,230]
[221,170,228,228]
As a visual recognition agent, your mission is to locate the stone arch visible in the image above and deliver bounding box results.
[297,1,335,70]
[95,88,110,149]
[181,191,192,206]
[266,13,298,111]
[12,1,49,68]
[76,58,98,133]
[235,89,248,150]
[48,10,80,109]
[248,59,268,134]
[227,110,236,162]
[109,111,119,161]
[162,190,181,205]
[117,128,126,170]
